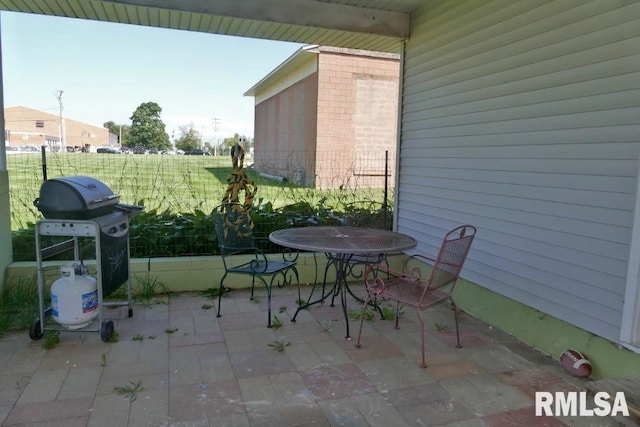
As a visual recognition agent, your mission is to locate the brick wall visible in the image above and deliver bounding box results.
[316,50,399,188]
[253,74,318,184]
[251,47,399,189]
[5,106,109,151]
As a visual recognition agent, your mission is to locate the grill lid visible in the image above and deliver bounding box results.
[34,176,120,219]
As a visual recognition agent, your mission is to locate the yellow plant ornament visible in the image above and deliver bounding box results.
[220,143,257,236]
[221,143,257,211]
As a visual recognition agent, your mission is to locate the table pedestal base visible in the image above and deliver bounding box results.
[291,253,380,339]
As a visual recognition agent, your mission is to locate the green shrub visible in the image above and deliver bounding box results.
[11,198,392,261]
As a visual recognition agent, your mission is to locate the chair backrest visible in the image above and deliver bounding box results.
[427,225,476,291]
[212,203,256,255]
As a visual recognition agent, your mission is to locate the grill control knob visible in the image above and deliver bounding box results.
[108,226,117,234]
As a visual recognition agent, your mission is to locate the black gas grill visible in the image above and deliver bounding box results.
[34,176,142,297]
[31,176,144,342]
[34,175,131,219]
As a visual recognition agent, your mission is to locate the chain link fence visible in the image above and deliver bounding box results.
[8,150,395,260]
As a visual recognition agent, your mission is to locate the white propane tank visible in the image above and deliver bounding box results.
[51,263,98,329]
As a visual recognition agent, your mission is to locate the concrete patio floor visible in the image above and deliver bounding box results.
[0,284,633,426]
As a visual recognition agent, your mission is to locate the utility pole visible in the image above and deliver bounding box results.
[212,117,220,156]
[56,90,66,153]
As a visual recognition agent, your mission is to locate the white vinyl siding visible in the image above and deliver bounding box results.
[399,0,640,342]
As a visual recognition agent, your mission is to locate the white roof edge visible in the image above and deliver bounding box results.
[244,44,320,97]
[316,45,400,60]
[243,44,400,97]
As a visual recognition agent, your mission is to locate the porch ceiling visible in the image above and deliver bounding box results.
[0,0,428,53]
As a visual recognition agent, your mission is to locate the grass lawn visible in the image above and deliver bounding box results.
[7,152,386,230]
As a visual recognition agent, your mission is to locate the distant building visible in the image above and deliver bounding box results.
[4,105,110,152]
[245,45,400,188]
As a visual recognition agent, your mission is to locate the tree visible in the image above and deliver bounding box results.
[128,102,171,150]
[174,125,203,152]
[222,133,253,149]
[103,121,131,147]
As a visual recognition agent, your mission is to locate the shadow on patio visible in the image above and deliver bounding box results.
[0,285,631,426]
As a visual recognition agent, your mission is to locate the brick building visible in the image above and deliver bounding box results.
[245,45,399,188]
[4,105,111,152]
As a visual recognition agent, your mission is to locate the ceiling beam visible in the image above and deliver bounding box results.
[103,0,410,39]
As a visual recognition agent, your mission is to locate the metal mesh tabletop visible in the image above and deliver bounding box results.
[269,226,416,254]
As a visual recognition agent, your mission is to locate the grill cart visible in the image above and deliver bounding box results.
[29,176,142,342]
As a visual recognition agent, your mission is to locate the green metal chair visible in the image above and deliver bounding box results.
[212,202,299,328]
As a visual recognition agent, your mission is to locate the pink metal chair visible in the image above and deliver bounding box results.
[355,225,476,368]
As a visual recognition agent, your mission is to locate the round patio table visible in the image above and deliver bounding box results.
[269,226,417,338]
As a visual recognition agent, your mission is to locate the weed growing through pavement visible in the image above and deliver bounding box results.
[349,306,375,322]
[317,319,333,332]
[106,331,120,343]
[277,305,294,321]
[434,320,448,332]
[202,287,227,298]
[114,380,144,402]
[134,273,167,304]
[42,330,60,349]
[380,304,403,321]
[267,340,290,352]
[271,315,283,329]
[381,306,396,320]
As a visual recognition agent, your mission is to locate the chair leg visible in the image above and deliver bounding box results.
[216,272,228,319]
[294,270,302,312]
[250,276,256,300]
[265,278,273,328]
[452,299,461,349]
[355,295,373,349]
[417,309,427,368]
[394,300,401,329]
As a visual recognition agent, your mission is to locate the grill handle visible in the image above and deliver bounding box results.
[89,194,120,205]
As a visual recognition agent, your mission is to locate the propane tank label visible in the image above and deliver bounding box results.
[82,290,98,313]
[52,294,59,317]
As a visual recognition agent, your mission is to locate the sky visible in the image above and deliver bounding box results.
[1,12,303,141]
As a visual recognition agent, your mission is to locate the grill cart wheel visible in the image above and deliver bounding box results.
[100,320,115,342]
[29,318,44,340]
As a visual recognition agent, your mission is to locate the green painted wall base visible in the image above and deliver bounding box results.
[454,279,640,380]
[6,252,334,293]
